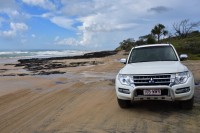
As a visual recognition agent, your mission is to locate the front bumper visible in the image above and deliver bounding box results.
[115,76,195,101]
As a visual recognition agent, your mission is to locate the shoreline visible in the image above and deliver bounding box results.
[17,50,117,62]
[0,50,117,76]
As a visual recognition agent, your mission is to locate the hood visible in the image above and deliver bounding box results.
[120,61,188,74]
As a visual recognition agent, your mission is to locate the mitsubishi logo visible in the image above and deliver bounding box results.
[149,77,155,83]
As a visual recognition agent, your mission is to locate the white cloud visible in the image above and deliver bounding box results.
[0,0,24,20]
[50,16,74,30]
[1,9,19,18]
[0,22,28,38]
[60,0,96,16]
[36,0,199,49]
[79,14,138,32]
[0,0,17,9]
[57,0,189,48]
[11,22,28,31]
[53,0,157,47]
[22,0,56,10]
[0,0,30,22]
[41,12,53,18]
[1,0,199,50]
[54,37,79,46]
[72,0,147,46]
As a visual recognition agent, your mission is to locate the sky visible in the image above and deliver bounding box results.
[0,0,199,51]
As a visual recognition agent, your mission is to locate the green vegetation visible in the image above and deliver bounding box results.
[151,24,168,43]
[162,31,200,60]
[116,19,200,60]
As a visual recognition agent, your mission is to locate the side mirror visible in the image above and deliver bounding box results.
[120,58,127,64]
[180,54,188,61]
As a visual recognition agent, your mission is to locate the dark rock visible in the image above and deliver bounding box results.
[17,50,116,64]
[69,61,103,67]
[37,71,66,75]
[44,64,67,69]
[13,50,115,76]
[0,69,8,71]
[17,74,29,76]
[69,62,88,67]
[2,74,16,76]
[4,64,15,66]
[55,81,65,84]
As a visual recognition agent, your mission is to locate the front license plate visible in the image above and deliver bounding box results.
[143,89,161,96]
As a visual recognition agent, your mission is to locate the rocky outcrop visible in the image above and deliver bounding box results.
[12,50,116,76]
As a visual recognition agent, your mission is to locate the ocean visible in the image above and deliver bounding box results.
[0,50,89,64]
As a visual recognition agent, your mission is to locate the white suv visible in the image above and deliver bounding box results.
[115,44,195,109]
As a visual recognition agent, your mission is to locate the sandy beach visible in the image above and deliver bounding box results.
[0,52,200,133]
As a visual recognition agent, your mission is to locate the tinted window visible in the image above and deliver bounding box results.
[128,46,178,63]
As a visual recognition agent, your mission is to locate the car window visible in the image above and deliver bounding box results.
[128,46,178,63]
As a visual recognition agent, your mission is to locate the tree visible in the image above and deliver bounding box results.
[135,39,145,46]
[115,38,135,51]
[147,36,156,44]
[151,24,168,43]
[173,19,200,39]
[139,34,156,44]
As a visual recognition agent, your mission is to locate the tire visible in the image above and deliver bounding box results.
[117,98,131,108]
[180,97,194,109]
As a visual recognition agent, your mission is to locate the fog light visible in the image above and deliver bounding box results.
[118,88,130,94]
[175,87,190,94]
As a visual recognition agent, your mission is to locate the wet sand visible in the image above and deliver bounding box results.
[0,52,200,133]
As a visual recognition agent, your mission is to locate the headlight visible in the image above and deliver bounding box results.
[118,74,134,86]
[174,71,190,84]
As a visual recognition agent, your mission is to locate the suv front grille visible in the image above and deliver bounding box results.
[133,74,171,86]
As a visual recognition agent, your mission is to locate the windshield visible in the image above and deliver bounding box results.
[128,46,178,63]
